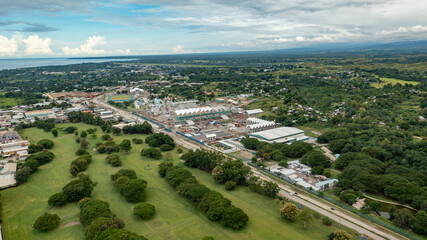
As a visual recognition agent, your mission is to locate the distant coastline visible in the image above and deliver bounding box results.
[0,57,139,71]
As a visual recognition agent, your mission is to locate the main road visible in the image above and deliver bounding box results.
[92,95,408,240]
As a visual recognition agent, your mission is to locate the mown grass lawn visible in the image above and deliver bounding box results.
[2,123,354,240]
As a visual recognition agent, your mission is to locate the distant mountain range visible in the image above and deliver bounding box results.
[70,40,427,60]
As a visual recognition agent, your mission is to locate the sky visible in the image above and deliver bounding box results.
[0,0,427,57]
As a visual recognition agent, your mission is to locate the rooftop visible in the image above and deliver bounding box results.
[249,126,304,141]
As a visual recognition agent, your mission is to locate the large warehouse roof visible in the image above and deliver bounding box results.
[249,126,304,141]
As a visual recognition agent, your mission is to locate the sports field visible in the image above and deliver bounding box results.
[371,76,420,88]
[109,95,133,101]
[1,123,356,240]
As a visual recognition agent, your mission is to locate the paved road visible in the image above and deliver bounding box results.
[93,96,407,240]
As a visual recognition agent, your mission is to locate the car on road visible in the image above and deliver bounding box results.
[331,207,335,210]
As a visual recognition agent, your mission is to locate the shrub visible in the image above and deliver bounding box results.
[120,179,147,203]
[132,138,143,144]
[106,155,120,164]
[160,144,173,152]
[111,169,137,181]
[141,148,162,159]
[37,139,54,149]
[177,148,183,153]
[28,144,43,153]
[113,176,130,191]
[23,159,39,173]
[103,229,147,240]
[145,133,175,148]
[76,149,89,156]
[133,203,156,219]
[33,213,60,232]
[64,126,77,133]
[62,174,95,202]
[158,161,174,177]
[48,192,67,207]
[15,166,31,184]
[225,181,236,190]
[70,155,92,176]
[322,217,333,225]
[101,134,112,140]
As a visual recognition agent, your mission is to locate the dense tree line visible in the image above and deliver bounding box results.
[15,150,55,185]
[122,122,153,134]
[70,155,93,176]
[145,133,175,149]
[159,162,248,229]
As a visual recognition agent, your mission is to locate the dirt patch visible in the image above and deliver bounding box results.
[60,221,81,229]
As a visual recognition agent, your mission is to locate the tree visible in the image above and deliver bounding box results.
[23,159,39,173]
[299,209,313,229]
[141,148,162,159]
[225,181,236,190]
[37,139,54,149]
[300,150,331,168]
[158,161,174,177]
[33,213,60,232]
[280,203,298,221]
[240,137,259,150]
[76,149,89,156]
[103,229,147,240]
[84,217,125,240]
[111,169,137,181]
[332,230,351,240]
[220,206,249,230]
[15,166,31,184]
[120,179,147,203]
[160,144,173,152]
[134,203,156,219]
[393,209,414,228]
[48,192,67,207]
[111,127,122,136]
[52,129,58,137]
[64,126,77,133]
[119,139,132,153]
[413,210,427,235]
[62,173,95,202]
[79,199,113,227]
[80,131,87,138]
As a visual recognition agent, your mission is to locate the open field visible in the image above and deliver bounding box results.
[109,95,133,101]
[371,76,420,88]
[2,123,355,240]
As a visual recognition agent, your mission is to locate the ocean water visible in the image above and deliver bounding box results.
[0,58,138,70]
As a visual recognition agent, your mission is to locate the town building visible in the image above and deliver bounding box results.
[0,131,30,160]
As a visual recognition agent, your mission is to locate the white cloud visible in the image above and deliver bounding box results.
[172,45,199,54]
[0,33,52,56]
[23,34,52,54]
[0,35,18,56]
[381,25,427,35]
[62,36,132,56]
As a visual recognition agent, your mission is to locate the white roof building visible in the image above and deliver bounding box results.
[249,126,308,143]
[245,109,264,116]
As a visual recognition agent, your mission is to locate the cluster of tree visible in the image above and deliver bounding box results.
[140,148,162,159]
[70,154,92,176]
[318,127,427,212]
[68,111,106,126]
[28,139,54,153]
[96,138,132,154]
[300,150,331,175]
[327,230,352,240]
[145,133,175,149]
[182,149,222,171]
[132,138,144,144]
[241,137,312,162]
[79,198,147,240]
[247,176,279,198]
[15,151,55,185]
[110,169,147,203]
[388,208,427,235]
[106,155,122,167]
[280,203,314,229]
[212,160,250,185]
[33,213,60,232]
[48,173,95,206]
[159,162,249,229]
[122,122,153,134]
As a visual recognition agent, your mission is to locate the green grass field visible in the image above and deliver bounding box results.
[2,123,355,240]
[371,76,420,88]
[110,95,132,101]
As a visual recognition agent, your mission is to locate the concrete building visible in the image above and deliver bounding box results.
[0,131,30,159]
[249,126,309,143]
[245,109,263,116]
[24,109,55,119]
[246,117,275,132]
